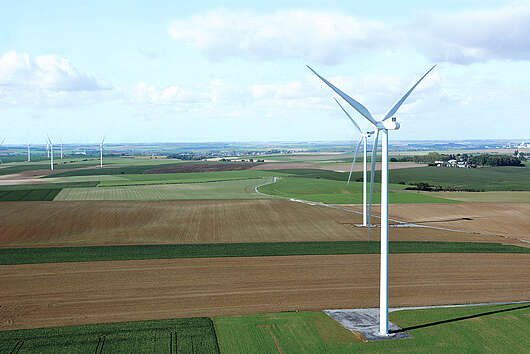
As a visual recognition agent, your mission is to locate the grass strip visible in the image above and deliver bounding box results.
[0,241,528,265]
[0,317,219,353]
[0,181,99,191]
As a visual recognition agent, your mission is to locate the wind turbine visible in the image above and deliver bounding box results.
[27,143,31,162]
[60,139,64,160]
[47,136,54,171]
[0,138,5,164]
[308,64,436,336]
[334,97,373,227]
[99,136,105,168]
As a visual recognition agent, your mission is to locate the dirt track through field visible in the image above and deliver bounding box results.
[0,200,522,248]
[0,253,528,330]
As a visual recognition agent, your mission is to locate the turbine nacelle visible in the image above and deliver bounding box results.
[380,117,400,131]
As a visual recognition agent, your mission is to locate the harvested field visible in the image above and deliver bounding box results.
[0,199,523,248]
[143,162,259,174]
[342,203,530,243]
[0,253,528,330]
[315,162,425,173]
[251,162,320,170]
[54,178,267,201]
[426,191,530,203]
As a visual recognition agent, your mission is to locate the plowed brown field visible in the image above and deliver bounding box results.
[1,254,528,330]
[342,203,530,243]
[0,200,520,248]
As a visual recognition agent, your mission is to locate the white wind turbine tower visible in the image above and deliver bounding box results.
[0,138,5,164]
[47,136,54,171]
[60,139,64,160]
[99,136,105,168]
[27,143,31,162]
[334,97,374,228]
[309,64,436,336]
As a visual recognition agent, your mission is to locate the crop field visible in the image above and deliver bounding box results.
[351,166,530,191]
[54,178,269,201]
[383,203,530,242]
[426,190,530,203]
[1,254,528,330]
[259,177,457,204]
[0,317,219,353]
[46,161,191,177]
[98,170,286,187]
[0,188,61,201]
[2,241,527,265]
[1,199,521,248]
[47,174,129,183]
[215,304,530,353]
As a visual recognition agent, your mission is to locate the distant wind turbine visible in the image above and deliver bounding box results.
[47,136,54,171]
[27,143,31,162]
[333,97,374,228]
[309,64,436,336]
[100,136,105,168]
[60,139,64,160]
[0,138,5,164]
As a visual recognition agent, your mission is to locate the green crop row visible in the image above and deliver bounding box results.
[0,241,528,265]
[0,317,219,354]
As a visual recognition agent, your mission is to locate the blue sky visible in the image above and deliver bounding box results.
[1,0,529,143]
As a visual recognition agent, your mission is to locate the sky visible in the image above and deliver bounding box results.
[1,0,529,144]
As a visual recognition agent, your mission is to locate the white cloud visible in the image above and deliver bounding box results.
[0,51,113,107]
[169,9,391,64]
[414,3,530,64]
[168,4,530,65]
[0,51,109,91]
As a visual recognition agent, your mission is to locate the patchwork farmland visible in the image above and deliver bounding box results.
[0,156,528,352]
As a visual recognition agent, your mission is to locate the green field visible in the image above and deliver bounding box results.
[1,241,528,265]
[0,317,219,353]
[259,177,457,204]
[98,170,288,187]
[54,178,270,201]
[215,304,530,353]
[0,188,61,201]
[351,166,530,191]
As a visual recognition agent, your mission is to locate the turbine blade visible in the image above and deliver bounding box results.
[347,136,363,184]
[382,65,437,121]
[307,65,377,126]
[367,129,380,240]
[0,138,5,146]
[334,97,362,134]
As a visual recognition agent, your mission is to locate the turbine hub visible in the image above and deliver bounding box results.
[382,117,400,130]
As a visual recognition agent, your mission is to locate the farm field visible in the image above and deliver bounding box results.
[351,165,530,191]
[0,188,61,201]
[342,203,530,243]
[98,170,286,186]
[54,178,270,201]
[2,241,527,265]
[215,304,530,353]
[425,190,530,203]
[0,254,528,330]
[259,176,457,204]
[0,317,219,353]
[1,199,522,248]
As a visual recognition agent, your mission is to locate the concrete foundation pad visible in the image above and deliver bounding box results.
[324,309,412,341]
